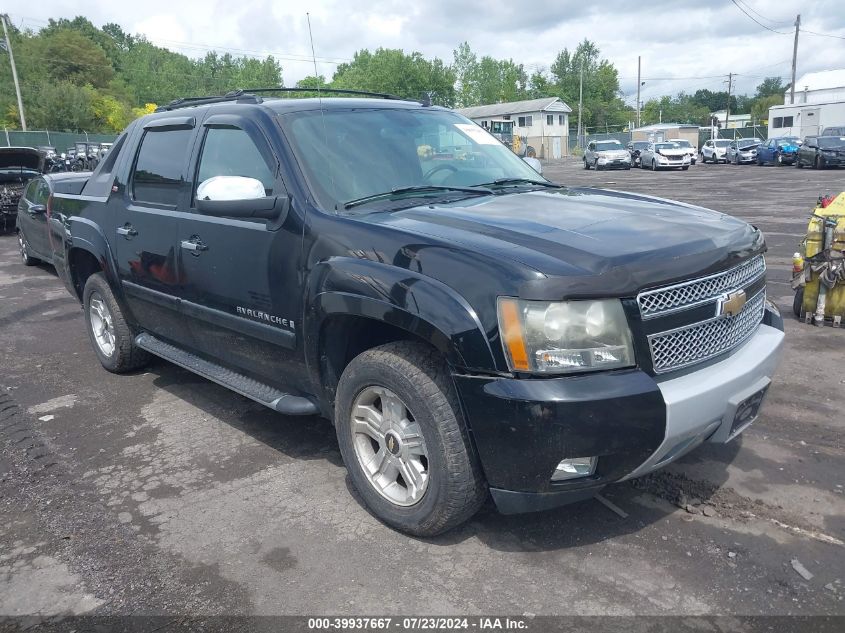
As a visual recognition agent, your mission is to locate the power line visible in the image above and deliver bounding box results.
[729,0,789,34]
[734,0,791,27]
[802,29,845,41]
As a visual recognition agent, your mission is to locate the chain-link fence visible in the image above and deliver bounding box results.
[1,129,118,150]
[568,130,632,152]
[698,126,768,146]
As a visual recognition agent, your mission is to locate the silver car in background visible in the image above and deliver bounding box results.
[638,141,691,171]
[725,138,763,165]
[584,139,631,170]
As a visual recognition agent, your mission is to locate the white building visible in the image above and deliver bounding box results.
[768,69,845,138]
[456,97,572,158]
[784,69,845,105]
[710,110,752,129]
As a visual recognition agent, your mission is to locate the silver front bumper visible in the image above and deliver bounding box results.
[622,323,784,480]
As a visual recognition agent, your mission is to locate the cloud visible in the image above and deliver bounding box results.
[5,0,844,99]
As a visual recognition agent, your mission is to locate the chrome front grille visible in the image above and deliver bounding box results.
[648,289,766,374]
[637,255,766,319]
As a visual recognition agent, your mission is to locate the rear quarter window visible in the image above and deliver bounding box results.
[131,129,193,206]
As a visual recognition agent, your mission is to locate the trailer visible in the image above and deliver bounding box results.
[768,99,845,139]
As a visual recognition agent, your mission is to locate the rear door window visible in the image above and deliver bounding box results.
[131,129,193,207]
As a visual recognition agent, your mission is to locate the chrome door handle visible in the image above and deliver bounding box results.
[116,225,137,238]
[180,239,208,252]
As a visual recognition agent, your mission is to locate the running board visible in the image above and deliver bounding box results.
[135,333,319,416]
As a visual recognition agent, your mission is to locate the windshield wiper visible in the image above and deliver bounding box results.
[343,185,493,210]
[480,178,561,189]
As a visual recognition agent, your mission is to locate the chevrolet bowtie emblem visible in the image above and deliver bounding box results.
[719,289,747,317]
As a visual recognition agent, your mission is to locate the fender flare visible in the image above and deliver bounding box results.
[304,257,497,391]
[64,215,123,301]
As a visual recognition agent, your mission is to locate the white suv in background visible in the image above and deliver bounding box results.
[700,139,732,163]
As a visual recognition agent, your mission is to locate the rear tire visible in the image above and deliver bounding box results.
[18,231,39,266]
[82,273,150,373]
[335,341,486,536]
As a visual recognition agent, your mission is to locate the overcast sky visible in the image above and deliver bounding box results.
[5,0,845,106]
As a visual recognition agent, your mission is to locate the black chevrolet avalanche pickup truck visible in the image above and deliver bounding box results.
[43,91,784,536]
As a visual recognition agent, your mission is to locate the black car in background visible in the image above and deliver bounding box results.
[15,172,90,265]
[626,140,650,167]
[796,135,845,169]
[1,147,45,232]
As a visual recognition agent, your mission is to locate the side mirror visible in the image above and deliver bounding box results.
[196,176,287,220]
[29,204,47,214]
[196,194,288,220]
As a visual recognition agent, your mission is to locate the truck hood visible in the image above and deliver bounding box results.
[0,147,44,171]
[366,187,764,298]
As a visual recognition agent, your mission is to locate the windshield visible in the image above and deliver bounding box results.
[632,142,649,149]
[672,140,692,148]
[714,140,731,147]
[281,108,545,210]
[818,137,845,149]
[655,143,680,150]
[596,141,623,151]
[777,138,799,147]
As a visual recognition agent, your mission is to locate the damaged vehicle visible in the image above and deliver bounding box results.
[1,147,45,232]
[48,90,784,536]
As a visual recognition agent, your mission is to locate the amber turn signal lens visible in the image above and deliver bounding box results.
[498,298,530,371]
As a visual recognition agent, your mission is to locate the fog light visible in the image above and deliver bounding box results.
[551,456,597,481]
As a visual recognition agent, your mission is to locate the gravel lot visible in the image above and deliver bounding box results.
[1,159,844,624]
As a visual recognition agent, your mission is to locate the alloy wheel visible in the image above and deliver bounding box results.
[89,292,116,357]
[18,233,28,263]
[350,385,429,506]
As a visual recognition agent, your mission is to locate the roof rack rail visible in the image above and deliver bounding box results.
[154,90,262,112]
[243,87,406,101]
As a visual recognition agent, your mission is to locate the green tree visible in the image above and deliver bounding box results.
[332,48,455,106]
[26,81,96,131]
[452,42,479,107]
[751,94,782,123]
[41,29,114,88]
[755,76,785,99]
[550,40,627,129]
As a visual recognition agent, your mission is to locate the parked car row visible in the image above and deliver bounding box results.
[585,134,845,174]
[0,141,113,232]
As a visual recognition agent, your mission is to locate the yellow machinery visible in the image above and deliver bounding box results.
[793,192,845,326]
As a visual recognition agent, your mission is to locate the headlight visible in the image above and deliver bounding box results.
[497,298,635,374]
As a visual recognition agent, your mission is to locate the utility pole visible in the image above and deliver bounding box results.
[1,14,26,131]
[790,14,800,104]
[636,56,641,128]
[577,59,584,148]
[725,72,733,131]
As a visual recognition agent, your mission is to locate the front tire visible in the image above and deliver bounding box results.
[335,341,486,536]
[82,273,150,373]
[814,155,823,169]
[651,159,658,171]
[583,158,590,170]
